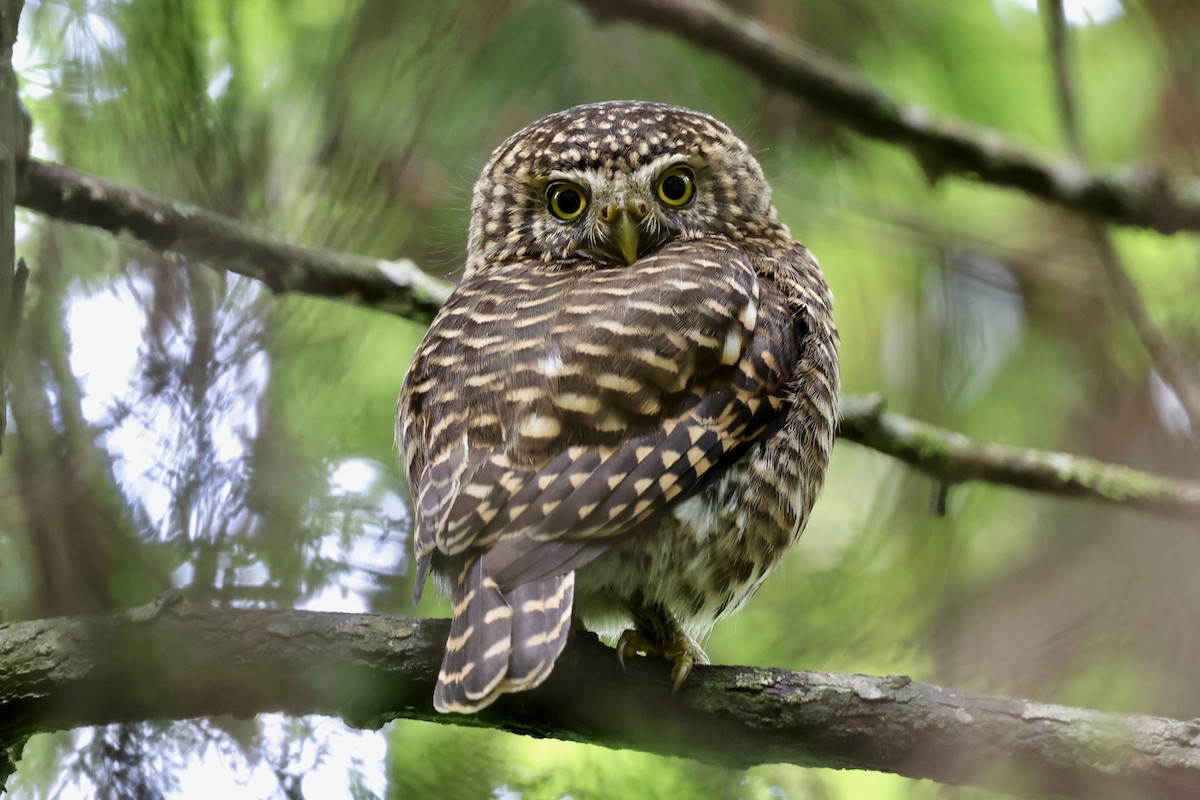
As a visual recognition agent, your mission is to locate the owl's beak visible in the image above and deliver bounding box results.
[612,213,641,266]
[597,201,650,266]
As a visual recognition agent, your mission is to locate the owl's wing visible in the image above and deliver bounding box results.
[398,237,806,594]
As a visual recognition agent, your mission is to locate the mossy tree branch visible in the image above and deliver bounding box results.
[839,395,1200,520]
[3,598,1200,800]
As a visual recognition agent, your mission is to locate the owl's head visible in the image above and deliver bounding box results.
[465,101,786,274]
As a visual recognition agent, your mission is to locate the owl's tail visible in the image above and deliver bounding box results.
[434,558,575,713]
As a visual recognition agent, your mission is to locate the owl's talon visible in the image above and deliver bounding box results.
[665,634,709,692]
[670,657,692,691]
[617,626,708,690]
[616,628,661,672]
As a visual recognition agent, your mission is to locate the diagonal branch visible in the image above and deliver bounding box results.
[574,0,1200,235]
[3,598,1200,800]
[1088,222,1200,431]
[14,159,1200,521]
[1039,0,1200,432]
[839,395,1200,519]
[15,159,452,323]
[1041,0,1085,161]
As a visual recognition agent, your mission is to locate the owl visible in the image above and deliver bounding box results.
[397,101,839,713]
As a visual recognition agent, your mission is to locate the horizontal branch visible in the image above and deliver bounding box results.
[839,395,1200,520]
[15,159,452,323]
[2,598,1200,799]
[15,159,1200,522]
[576,0,1200,235]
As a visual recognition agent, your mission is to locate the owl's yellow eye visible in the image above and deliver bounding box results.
[655,166,695,207]
[547,181,588,221]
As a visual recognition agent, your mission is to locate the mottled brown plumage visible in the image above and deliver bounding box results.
[397,101,839,713]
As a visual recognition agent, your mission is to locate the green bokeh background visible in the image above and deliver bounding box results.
[4,0,1199,797]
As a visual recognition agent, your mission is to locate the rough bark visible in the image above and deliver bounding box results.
[2,598,1199,799]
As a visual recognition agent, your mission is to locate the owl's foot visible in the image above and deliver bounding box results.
[616,626,709,691]
[616,627,662,669]
[664,631,709,691]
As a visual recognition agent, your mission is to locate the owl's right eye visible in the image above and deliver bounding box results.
[547,182,588,221]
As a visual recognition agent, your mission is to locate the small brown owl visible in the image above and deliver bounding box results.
[397,101,838,713]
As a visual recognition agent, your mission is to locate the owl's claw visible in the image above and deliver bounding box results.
[664,632,709,691]
[616,628,661,672]
[616,626,708,691]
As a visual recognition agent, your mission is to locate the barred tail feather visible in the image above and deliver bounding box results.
[433,564,576,714]
[499,572,575,693]
[434,558,512,713]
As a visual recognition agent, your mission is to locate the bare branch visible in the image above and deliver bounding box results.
[575,0,1200,235]
[15,159,452,323]
[839,395,1200,519]
[2,598,1200,799]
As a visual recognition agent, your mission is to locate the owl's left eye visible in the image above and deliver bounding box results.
[547,181,588,221]
[655,166,696,207]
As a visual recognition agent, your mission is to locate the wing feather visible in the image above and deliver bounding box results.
[399,237,802,594]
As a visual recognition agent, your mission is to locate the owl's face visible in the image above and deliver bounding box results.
[465,101,785,274]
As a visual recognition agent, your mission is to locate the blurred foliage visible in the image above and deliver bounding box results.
[3,0,1200,798]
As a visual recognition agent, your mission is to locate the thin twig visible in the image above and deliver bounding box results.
[1089,223,1200,432]
[1039,0,1200,432]
[4,600,1200,799]
[1042,0,1085,160]
[575,0,1200,235]
[839,395,1200,520]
